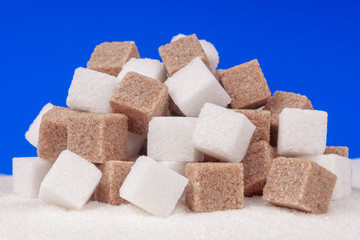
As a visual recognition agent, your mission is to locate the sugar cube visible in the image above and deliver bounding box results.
[39,150,102,210]
[12,157,53,198]
[168,97,185,116]
[25,103,54,147]
[66,67,116,113]
[119,156,188,217]
[160,161,186,176]
[127,132,145,160]
[324,146,349,158]
[185,162,244,212]
[147,117,203,163]
[165,57,231,117]
[193,103,255,163]
[277,108,328,156]
[352,159,360,189]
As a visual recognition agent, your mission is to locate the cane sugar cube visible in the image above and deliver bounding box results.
[94,161,134,205]
[25,103,54,147]
[263,157,337,214]
[277,108,328,156]
[324,146,349,158]
[159,34,211,76]
[127,132,145,160]
[66,67,116,113]
[242,141,277,196]
[352,159,360,189]
[218,59,271,109]
[160,161,186,176]
[119,156,188,217]
[13,157,53,198]
[185,162,244,212]
[116,58,167,86]
[300,154,352,200]
[39,150,102,210]
[234,109,271,144]
[165,57,231,117]
[264,91,313,146]
[87,41,140,76]
[37,107,73,161]
[148,117,203,163]
[110,72,169,136]
[193,103,255,163]
[67,112,128,164]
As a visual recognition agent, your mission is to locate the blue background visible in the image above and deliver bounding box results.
[1,0,359,174]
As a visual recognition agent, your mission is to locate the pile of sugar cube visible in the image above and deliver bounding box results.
[13,33,352,218]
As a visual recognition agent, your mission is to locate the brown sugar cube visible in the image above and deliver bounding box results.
[94,161,134,205]
[263,157,337,214]
[243,141,277,197]
[234,109,271,144]
[159,34,211,76]
[37,107,73,161]
[185,162,244,212]
[263,91,313,146]
[110,72,169,136]
[218,59,271,109]
[67,112,128,164]
[203,154,223,163]
[87,41,140,76]
[324,146,349,158]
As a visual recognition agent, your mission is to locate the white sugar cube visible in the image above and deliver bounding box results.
[352,159,360,189]
[171,33,186,42]
[25,103,54,147]
[13,157,53,198]
[301,154,352,200]
[127,132,145,160]
[148,117,203,163]
[193,103,255,163]
[116,58,167,86]
[120,156,188,217]
[277,108,328,156]
[160,161,186,176]
[66,67,116,113]
[165,57,231,117]
[39,150,102,210]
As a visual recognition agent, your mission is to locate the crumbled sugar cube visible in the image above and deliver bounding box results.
[277,108,328,156]
[185,162,244,212]
[110,72,169,136]
[352,159,360,189]
[66,67,116,113]
[193,103,255,163]
[263,157,336,214]
[165,57,231,117]
[87,41,140,76]
[127,132,145,160]
[160,161,186,176]
[25,103,54,147]
[94,161,134,205]
[234,109,271,144]
[159,34,211,76]
[67,112,128,164]
[243,141,277,197]
[148,117,203,163]
[116,58,167,85]
[263,91,313,146]
[218,59,271,109]
[37,107,73,161]
[300,154,352,200]
[119,156,188,217]
[324,146,349,158]
[12,157,53,198]
[39,150,102,210]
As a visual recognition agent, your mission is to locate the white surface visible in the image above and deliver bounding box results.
[193,103,255,163]
[148,117,203,163]
[116,58,167,85]
[126,132,145,160]
[66,67,116,113]
[353,159,360,189]
[301,154,352,200]
[159,161,186,176]
[165,57,231,117]
[120,156,188,217]
[1,175,359,240]
[13,157,53,198]
[278,108,328,156]
[25,103,54,147]
[199,39,219,73]
[39,150,102,210]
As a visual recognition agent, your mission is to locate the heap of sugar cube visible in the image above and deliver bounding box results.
[13,33,353,218]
